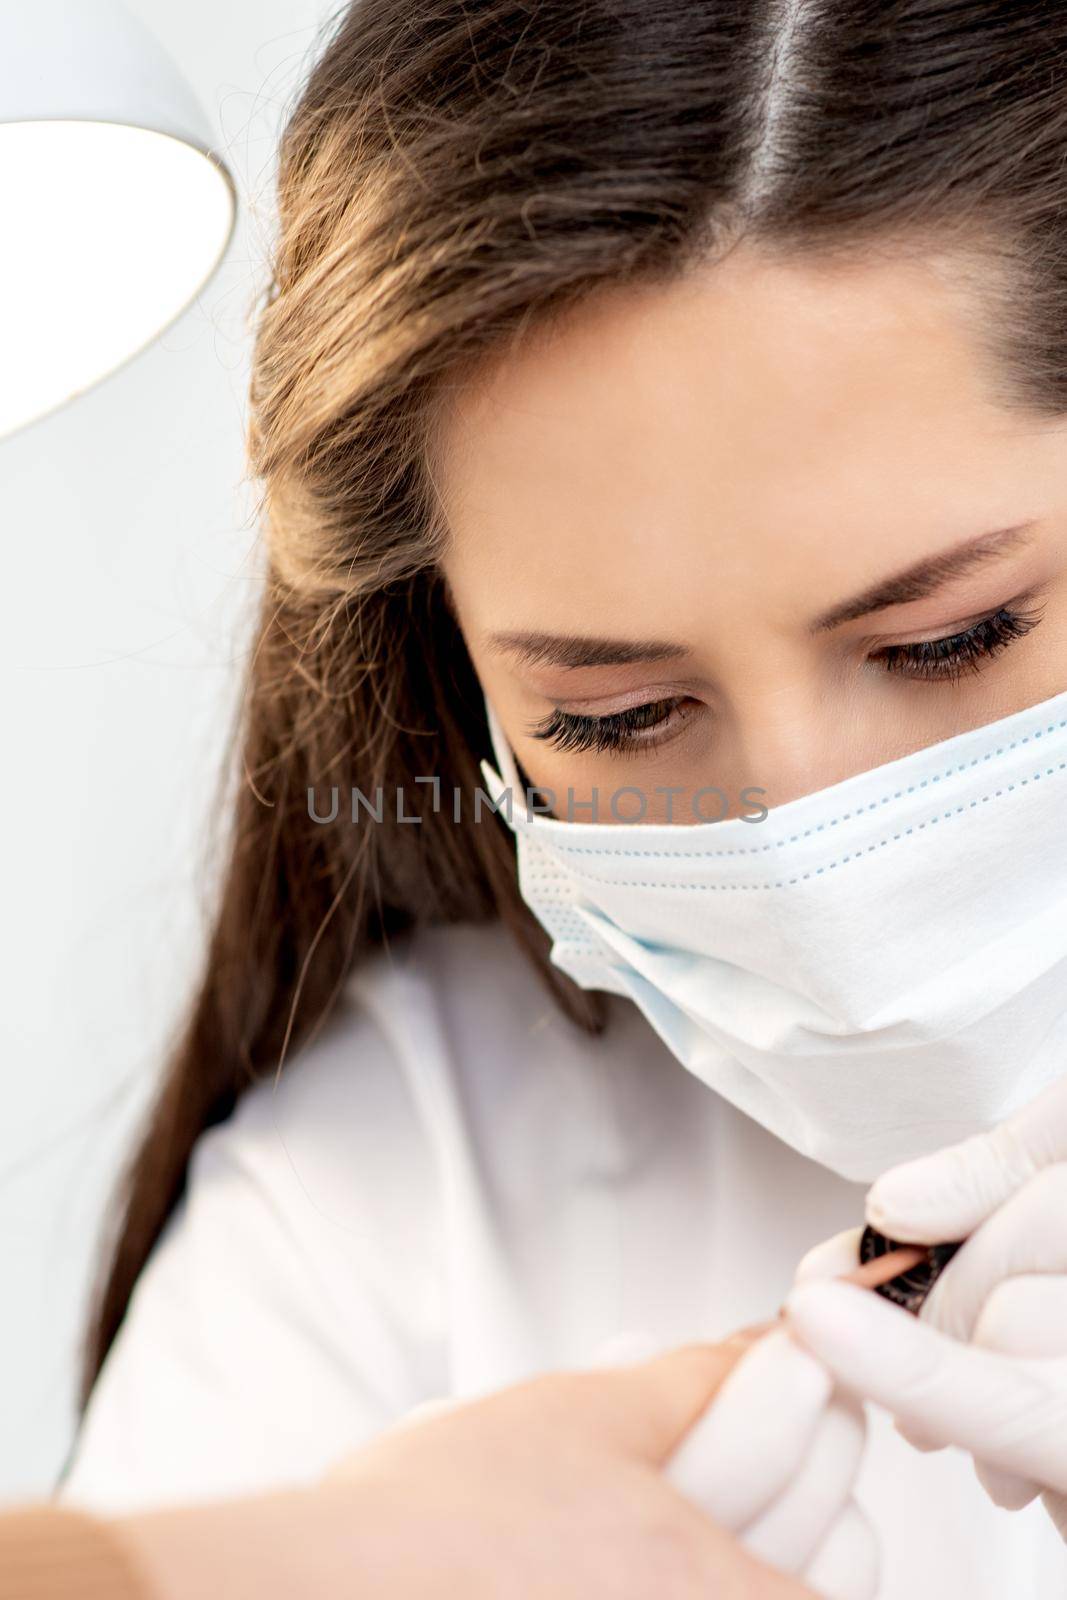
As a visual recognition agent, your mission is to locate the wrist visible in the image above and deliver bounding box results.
[111,1478,398,1600]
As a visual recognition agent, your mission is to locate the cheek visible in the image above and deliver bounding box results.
[1026,580,1067,685]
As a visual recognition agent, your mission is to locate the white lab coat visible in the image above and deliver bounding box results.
[58,921,1067,1597]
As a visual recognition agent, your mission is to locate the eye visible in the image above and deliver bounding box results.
[526,695,691,756]
[871,601,1046,683]
[525,598,1048,758]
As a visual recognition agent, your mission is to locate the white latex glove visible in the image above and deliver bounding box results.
[782,1072,1067,1541]
[661,1325,878,1600]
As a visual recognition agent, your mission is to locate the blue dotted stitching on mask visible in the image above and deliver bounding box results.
[530,718,1067,862]
[522,763,1066,889]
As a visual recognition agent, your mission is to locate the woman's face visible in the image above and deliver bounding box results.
[435,241,1067,821]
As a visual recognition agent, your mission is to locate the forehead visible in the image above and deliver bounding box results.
[432,242,1034,603]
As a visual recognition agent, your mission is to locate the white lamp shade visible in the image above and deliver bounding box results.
[0,0,236,439]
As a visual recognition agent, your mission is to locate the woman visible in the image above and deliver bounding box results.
[57,2,1067,1595]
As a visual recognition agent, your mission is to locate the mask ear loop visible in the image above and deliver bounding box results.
[479,690,526,809]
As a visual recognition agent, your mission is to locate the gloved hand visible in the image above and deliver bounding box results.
[782,1072,1067,1541]
[660,1324,878,1599]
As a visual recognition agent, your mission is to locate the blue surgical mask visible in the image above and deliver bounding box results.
[480,685,1067,1182]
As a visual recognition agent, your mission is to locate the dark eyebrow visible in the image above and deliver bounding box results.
[485,630,688,670]
[809,522,1037,634]
[485,521,1038,670]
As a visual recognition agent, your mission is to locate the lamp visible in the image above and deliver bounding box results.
[0,0,236,439]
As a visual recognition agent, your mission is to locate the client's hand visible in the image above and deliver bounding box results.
[117,1332,826,1600]
[323,1330,826,1599]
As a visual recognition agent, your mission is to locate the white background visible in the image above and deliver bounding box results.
[0,0,338,1496]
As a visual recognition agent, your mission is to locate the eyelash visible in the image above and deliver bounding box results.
[871,602,1044,681]
[526,602,1047,757]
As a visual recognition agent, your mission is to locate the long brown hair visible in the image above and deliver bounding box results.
[80,0,1067,1406]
